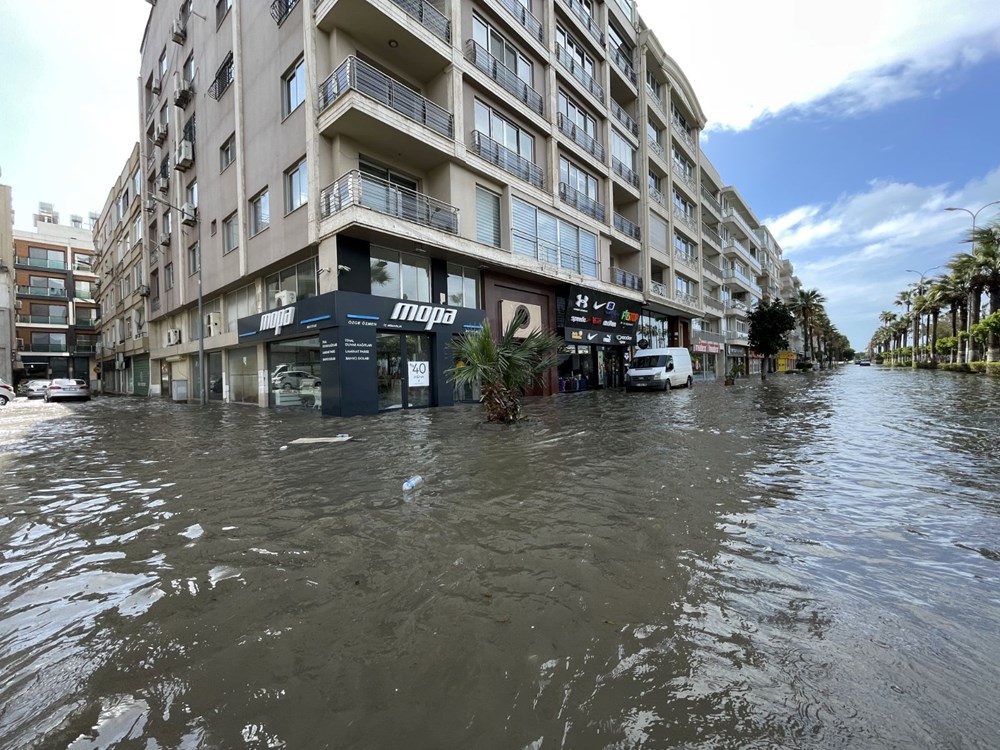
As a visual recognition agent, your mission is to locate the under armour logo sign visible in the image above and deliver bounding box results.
[575,294,589,308]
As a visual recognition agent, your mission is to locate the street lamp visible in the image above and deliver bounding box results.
[905,266,941,368]
[944,200,1000,364]
[145,194,205,405]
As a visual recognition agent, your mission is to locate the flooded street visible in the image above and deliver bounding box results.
[2,367,999,749]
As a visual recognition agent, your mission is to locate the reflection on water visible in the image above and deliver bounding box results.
[1,367,999,748]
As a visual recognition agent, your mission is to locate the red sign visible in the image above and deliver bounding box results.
[693,342,721,353]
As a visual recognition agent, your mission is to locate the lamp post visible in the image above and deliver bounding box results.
[146,194,204,405]
[944,201,1000,364]
[905,266,941,368]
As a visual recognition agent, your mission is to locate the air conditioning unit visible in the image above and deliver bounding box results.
[166,328,182,346]
[173,72,193,107]
[14,299,23,310]
[145,197,157,213]
[274,290,297,307]
[151,77,162,95]
[171,19,186,44]
[180,203,197,226]
[204,312,222,337]
[500,300,543,339]
[175,139,194,171]
[153,123,167,145]
[138,284,151,297]
[159,232,171,247]
[157,176,169,193]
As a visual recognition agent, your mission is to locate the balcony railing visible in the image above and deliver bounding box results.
[649,280,668,298]
[613,213,640,241]
[722,207,756,238]
[465,41,543,115]
[496,0,543,42]
[722,236,751,258]
[388,0,450,43]
[74,344,97,354]
[702,296,725,313]
[610,100,638,137]
[703,258,723,279]
[609,266,642,292]
[647,136,663,159]
[702,223,722,247]
[646,84,664,111]
[76,318,98,328]
[208,53,234,100]
[557,113,604,161]
[319,170,459,233]
[25,343,68,353]
[725,331,750,343]
[675,168,697,192]
[675,290,700,308]
[471,130,544,189]
[612,158,639,189]
[318,56,454,138]
[16,315,68,325]
[701,187,721,214]
[559,182,605,221]
[556,44,603,102]
[270,0,299,25]
[649,185,665,207]
[673,208,697,232]
[671,118,696,151]
[694,329,725,343]
[609,46,637,86]
[15,257,67,270]
[725,267,754,287]
[675,252,699,271]
[74,290,96,301]
[150,248,160,266]
[561,0,603,44]
[17,285,67,298]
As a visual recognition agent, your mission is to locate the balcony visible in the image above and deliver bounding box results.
[725,330,750,344]
[724,266,754,290]
[725,298,750,314]
[74,344,98,354]
[674,290,701,309]
[560,0,603,45]
[76,318,98,329]
[25,343,68,353]
[672,207,698,233]
[74,290,97,301]
[694,329,725,344]
[649,186,665,207]
[702,295,725,313]
[466,41,543,115]
[613,213,640,241]
[703,258,723,281]
[471,131,544,189]
[701,187,722,215]
[722,237,752,263]
[675,252,699,272]
[646,83,664,113]
[559,182,605,222]
[674,167,697,193]
[556,44,603,103]
[722,207,757,238]
[319,56,453,138]
[15,256,68,270]
[671,118,696,152]
[609,46,637,86]
[647,136,664,159]
[649,280,668,298]
[609,266,642,292]
[557,113,604,161]
[152,297,162,312]
[612,158,640,189]
[387,0,449,42]
[495,0,543,42]
[16,285,68,298]
[320,170,459,233]
[16,315,68,325]
[701,222,721,248]
[270,0,299,25]
[611,100,638,138]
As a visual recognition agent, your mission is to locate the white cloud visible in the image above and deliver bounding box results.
[637,0,1000,131]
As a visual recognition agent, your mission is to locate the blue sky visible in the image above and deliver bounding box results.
[2,1,1000,350]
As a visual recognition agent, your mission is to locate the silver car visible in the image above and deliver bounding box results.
[44,378,91,402]
[25,379,52,399]
[0,379,13,406]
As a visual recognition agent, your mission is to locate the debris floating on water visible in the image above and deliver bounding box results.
[289,435,352,445]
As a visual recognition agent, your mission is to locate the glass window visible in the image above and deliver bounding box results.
[472,15,532,85]
[225,283,258,332]
[264,257,317,310]
[559,157,598,200]
[475,186,500,247]
[511,197,597,277]
[188,242,200,275]
[165,263,175,290]
[369,247,430,302]
[285,157,307,213]
[250,189,269,235]
[446,263,479,308]
[220,133,235,171]
[158,49,167,81]
[556,27,594,77]
[186,180,198,207]
[558,91,596,137]
[133,216,143,244]
[283,58,305,116]
[611,130,636,170]
[223,212,239,253]
[474,100,533,160]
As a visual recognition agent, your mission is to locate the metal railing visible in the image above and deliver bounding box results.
[647,136,663,158]
[671,118,696,150]
[559,181,605,221]
[270,0,299,25]
[649,185,664,206]
[76,318,98,328]
[388,0,450,43]
[15,257,67,270]
[649,280,668,298]
[471,130,544,189]
[612,158,639,189]
[465,41,543,115]
[672,207,697,232]
[675,252,699,271]
[675,167,697,191]
[725,330,750,342]
[16,285,67,298]
[74,344,97,354]
[725,267,754,287]
[702,296,725,312]
[74,290,96,301]
[701,223,721,247]
[556,44,603,102]
[208,53,234,100]
[722,207,756,238]
[319,170,459,233]
[495,0,543,42]
[318,56,454,138]
[150,248,159,266]
[703,258,723,278]
[16,315,68,325]
[722,236,750,256]
[24,343,68,353]
[611,100,638,137]
[613,213,640,241]
[609,266,642,292]
[701,187,721,213]
[151,298,161,312]
[646,83,664,110]
[609,46,636,85]
[694,329,725,343]
[675,290,700,308]
[557,113,604,161]
[561,0,603,44]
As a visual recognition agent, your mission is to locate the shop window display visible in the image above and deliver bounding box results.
[269,336,321,408]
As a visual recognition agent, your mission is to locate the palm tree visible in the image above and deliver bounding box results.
[949,253,982,363]
[894,289,913,350]
[792,288,826,363]
[447,312,561,424]
[923,285,945,364]
[932,273,966,363]
[970,222,1000,361]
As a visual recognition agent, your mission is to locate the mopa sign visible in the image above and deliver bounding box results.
[389,302,457,330]
[259,306,295,335]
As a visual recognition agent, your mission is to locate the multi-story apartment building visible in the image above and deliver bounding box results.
[1,184,14,385]
[129,0,803,414]
[94,144,152,395]
[12,205,99,383]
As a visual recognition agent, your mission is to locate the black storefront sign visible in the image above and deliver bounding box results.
[237,290,485,416]
[561,285,640,345]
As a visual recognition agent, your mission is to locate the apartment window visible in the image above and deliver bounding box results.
[225,283,258,332]
[188,242,201,275]
[264,257,317,310]
[186,180,198,207]
[27,246,66,267]
[163,210,173,236]
[159,104,168,126]
[556,27,594,77]
[472,16,533,86]
[134,261,144,287]
[646,71,662,99]
[474,100,533,160]
[611,130,636,171]
[183,53,195,84]
[446,263,480,308]
[223,212,238,253]
[675,275,697,296]
[369,247,429,302]
[209,52,234,100]
[220,133,235,171]
[673,190,694,219]
[647,122,662,148]
[511,197,598,278]
[216,0,232,27]
[608,23,632,60]
[31,332,67,352]
[674,232,696,260]
[250,190,269,235]
[132,168,141,198]
[284,157,307,213]
[648,171,661,192]
[559,157,598,200]
[558,91,597,137]
[165,263,175,290]
[672,149,694,180]
[120,274,132,299]
[133,216,143,244]
[282,58,305,116]
[158,49,167,82]
[671,103,692,136]
[475,186,501,247]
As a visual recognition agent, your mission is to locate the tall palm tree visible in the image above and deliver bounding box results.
[970,222,1000,361]
[894,289,913,349]
[792,288,826,363]
[949,253,982,363]
[923,285,945,364]
[932,273,966,363]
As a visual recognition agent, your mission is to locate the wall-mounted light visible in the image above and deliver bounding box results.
[388,39,399,48]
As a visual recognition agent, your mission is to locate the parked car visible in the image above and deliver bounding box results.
[0,379,14,406]
[272,370,318,390]
[44,378,91,402]
[25,379,52,399]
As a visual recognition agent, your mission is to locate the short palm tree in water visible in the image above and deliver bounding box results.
[447,311,561,424]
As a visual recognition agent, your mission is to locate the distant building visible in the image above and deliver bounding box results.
[0,184,14,384]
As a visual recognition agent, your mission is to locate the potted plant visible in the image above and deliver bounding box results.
[724,362,743,386]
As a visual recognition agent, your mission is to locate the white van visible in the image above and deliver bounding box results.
[625,347,694,391]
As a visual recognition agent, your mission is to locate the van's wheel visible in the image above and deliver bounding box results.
[663,380,671,391]
[686,376,693,389]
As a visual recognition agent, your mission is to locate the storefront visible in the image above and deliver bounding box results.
[692,341,721,380]
[726,344,748,379]
[557,285,639,391]
[237,290,485,416]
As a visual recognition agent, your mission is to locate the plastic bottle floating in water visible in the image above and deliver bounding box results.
[402,475,425,492]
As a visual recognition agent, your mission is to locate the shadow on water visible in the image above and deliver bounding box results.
[1,367,999,748]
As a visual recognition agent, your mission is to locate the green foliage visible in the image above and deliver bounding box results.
[447,313,562,424]
[843,347,856,361]
[970,311,1000,344]
[936,336,959,355]
[747,299,796,358]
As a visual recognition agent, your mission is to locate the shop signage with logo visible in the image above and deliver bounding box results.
[259,306,295,335]
[389,302,457,330]
[693,341,721,353]
[563,285,639,345]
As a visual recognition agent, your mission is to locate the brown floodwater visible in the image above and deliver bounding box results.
[1,366,999,749]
